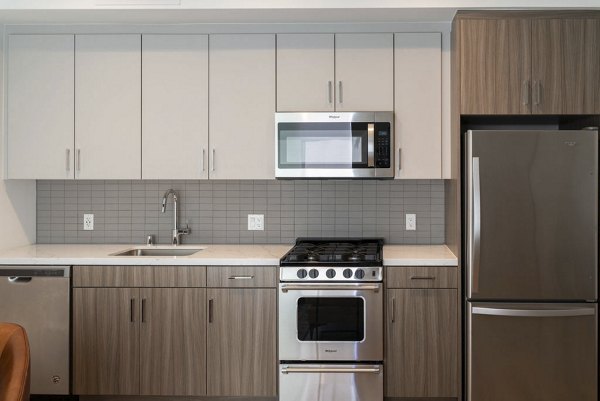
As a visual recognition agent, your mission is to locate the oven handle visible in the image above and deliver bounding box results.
[281,366,381,374]
[280,283,381,293]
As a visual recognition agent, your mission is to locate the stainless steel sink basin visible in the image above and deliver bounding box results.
[112,247,204,257]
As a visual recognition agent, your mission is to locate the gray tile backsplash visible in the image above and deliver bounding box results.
[36,180,445,245]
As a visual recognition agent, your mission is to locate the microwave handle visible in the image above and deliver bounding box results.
[367,123,375,167]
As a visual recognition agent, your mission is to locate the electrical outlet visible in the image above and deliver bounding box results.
[248,214,264,231]
[83,214,94,231]
[406,213,416,231]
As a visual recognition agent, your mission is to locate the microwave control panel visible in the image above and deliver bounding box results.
[375,123,391,168]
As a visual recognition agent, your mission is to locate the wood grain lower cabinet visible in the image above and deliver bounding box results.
[140,288,206,396]
[207,288,277,397]
[385,289,458,398]
[73,288,140,395]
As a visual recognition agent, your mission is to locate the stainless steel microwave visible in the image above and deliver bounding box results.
[275,112,394,179]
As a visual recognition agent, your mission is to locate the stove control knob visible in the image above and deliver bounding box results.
[309,269,319,279]
[297,269,308,279]
[343,268,353,279]
[326,269,336,279]
[354,269,365,279]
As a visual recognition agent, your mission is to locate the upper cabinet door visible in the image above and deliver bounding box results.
[334,33,394,111]
[142,35,209,179]
[7,35,74,179]
[459,18,531,115]
[532,18,600,115]
[276,34,335,112]
[209,34,276,180]
[394,33,442,179]
[75,34,141,179]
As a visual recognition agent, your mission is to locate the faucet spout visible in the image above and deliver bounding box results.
[160,189,188,245]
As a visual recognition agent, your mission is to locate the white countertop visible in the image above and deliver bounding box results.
[0,244,457,267]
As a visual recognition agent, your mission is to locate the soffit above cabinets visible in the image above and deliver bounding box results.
[0,1,598,24]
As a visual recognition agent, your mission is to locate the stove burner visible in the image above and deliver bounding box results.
[280,238,383,267]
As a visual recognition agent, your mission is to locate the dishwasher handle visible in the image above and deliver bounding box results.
[8,276,33,284]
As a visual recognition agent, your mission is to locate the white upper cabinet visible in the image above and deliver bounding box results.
[276,33,393,112]
[209,34,276,180]
[75,34,141,180]
[394,33,442,179]
[142,34,208,180]
[7,35,75,179]
[276,34,335,112]
[335,34,394,111]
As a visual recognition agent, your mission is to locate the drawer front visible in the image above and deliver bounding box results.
[386,266,458,289]
[73,266,206,287]
[207,266,277,288]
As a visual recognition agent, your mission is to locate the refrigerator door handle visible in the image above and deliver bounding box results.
[471,156,481,294]
[472,307,595,317]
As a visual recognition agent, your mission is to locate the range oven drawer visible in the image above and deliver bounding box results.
[280,364,383,401]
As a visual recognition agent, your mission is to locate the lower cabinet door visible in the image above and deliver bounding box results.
[140,288,207,396]
[385,289,458,397]
[73,288,140,395]
[207,288,277,396]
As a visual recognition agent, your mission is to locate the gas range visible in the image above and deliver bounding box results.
[279,238,384,282]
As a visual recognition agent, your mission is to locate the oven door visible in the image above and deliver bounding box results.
[280,364,383,401]
[275,112,393,178]
[279,282,383,361]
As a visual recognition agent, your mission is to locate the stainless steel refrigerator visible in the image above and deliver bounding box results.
[464,130,598,401]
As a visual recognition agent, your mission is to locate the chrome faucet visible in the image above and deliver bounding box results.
[161,189,190,246]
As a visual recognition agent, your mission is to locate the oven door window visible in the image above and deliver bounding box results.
[278,122,368,169]
[297,297,365,342]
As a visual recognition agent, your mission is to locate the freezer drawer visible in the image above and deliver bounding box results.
[280,364,383,401]
[467,302,598,401]
[465,130,598,301]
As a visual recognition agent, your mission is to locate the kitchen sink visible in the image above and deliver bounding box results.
[111,247,204,257]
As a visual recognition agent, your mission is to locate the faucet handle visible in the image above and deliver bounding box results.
[146,235,155,246]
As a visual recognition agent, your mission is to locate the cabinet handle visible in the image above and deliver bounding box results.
[410,276,436,280]
[328,81,333,104]
[130,298,135,323]
[337,81,343,104]
[208,299,213,323]
[228,275,254,280]
[522,80,530,105]
[533,81,542,106]
[391,297,395,323]
[66,149,71,171]
[211,149,215,172]
[202,148,206,172]
[398,148,402,171]
[76,149,81,172]
[141,298,146,323]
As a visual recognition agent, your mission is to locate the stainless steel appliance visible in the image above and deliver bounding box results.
[464,130,598,401]
[0,266,70,394]
[275,112,393,178]
[279,238,384,401]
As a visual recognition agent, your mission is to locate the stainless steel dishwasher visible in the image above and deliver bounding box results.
[0,266,70,394]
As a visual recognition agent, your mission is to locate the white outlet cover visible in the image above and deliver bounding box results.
[406,213,416,231]
[248,214,264,231]
[83,214,94,231]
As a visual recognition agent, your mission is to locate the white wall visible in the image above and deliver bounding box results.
[0,25,36,250]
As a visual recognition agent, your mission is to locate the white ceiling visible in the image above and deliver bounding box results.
[0,0,597,24]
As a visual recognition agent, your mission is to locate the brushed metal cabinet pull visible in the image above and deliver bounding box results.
[338,81,343,104]
[141,298,146,323]
[410,276,436,280]
[533,81,542,106]
[522,80,530,105]
[391,297,395,323]
[76,149,81,172]
[208,299,213,323]
[130,298,135,323]
[328,81,333,104]
[66,149,71,171]
[228,276,254,280]
[202,148,206,172]
[398,148,402,171]
[211,149,215,172]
